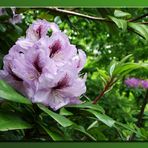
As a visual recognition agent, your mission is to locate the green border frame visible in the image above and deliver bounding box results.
[0,142,148,148]
[0,0,148,148]
[0,0,148,7]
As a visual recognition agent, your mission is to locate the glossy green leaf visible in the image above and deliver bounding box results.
[0,80,32,105]
[38,104,73,127]
[114,10,131,18]
[109,16,127,31]
[87,120,98,130]
[86,109,115,127]
[60,108,73,116]
[109,62,116,76]
[113,63,148,76]
[128,22,148,40]
[0,112,32,131]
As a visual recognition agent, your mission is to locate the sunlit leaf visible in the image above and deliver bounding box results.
[86,109,115,127]
[87,120,98,130]
[109,16,127,31]
[60,108,73,116]
[114,10,131,18]
[128,22,148,40]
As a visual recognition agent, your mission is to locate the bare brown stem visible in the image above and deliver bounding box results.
[93,78,114,104]
[48,7,112,23]
[128,13,148,22]
[129,90,148,141]
[48,8,148,25]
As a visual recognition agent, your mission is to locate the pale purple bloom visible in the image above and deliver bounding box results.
[0,8,6,16]
[141,80,148,89]
[0,19,87,110]
[125,78,148,89]
[125,78,140,88]
[71,49,87,72]
[9,14,22,24]
[9,8,22,24]
[33,65,86,110]
[0,8,22,25]
[26,19,60,42]
[16,19,61,50]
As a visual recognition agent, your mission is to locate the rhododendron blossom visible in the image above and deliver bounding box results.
[0,19,87,110]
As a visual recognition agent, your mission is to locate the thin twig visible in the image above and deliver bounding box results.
[128,13,148,22]
[48,8,148,25]
[48,7,112,23]
[92,78,114,104]
[129,90,148,141]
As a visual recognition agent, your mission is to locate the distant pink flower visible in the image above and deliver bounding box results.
[125,78,140,88]
[141,80,148,89]
[125,77,148,89]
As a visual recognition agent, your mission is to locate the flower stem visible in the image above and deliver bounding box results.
[129,89,148,141]
[92,78,114,104]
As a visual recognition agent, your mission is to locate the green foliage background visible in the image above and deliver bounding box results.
[0,8,148,141]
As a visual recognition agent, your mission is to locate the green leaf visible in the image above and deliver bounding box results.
[97,69,110,83]
[88,127,107,140]
[128,22,148,40]
[73,124,96,141]
[0,15,10,21]
[0,80,32,105]
[60,108,73,116]
[0,24,6,32]
[14,25,23,35]
[86,109,115,127]
[115,122,140,134]
[109,16,127,31]
[109,61,117,77]
[119,54,132,64]
[67,102,105,113]
[0,112,32,131]
[37,104,73,127]
[112,63,148,77]
[109,54,132,76]
[40,124,64,141]
[87,120,98,130]
[114,10,131,18]
[5,8,13,17]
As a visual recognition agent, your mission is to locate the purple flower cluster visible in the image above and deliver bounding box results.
[0,19,87,110]
[0,8,22,25]
[125,78,148,89]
